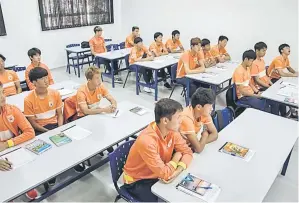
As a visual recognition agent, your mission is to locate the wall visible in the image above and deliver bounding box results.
[0,0,122,69]
[121,0,298,69]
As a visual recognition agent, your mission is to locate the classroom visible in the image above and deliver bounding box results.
[0,0,298,202]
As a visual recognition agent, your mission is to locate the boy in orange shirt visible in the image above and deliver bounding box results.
[180,88,218,153]
[165,30,184,53]
[0,54,22,96]
[211,35,231,63]
[123,98,193,202]
[26,48,54,90]
[201,39,216,68]
[149,32,172,89]
[125,26,140,48]
[267,44,298,83]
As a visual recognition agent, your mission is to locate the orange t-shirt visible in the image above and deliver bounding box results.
[123,122,193,184]
[165,39,183,52]
[149,41,168,56]
[24,89,63,127]
[210,45,228,57]
[129,46,151,64]
[76,83,109,117]
[0,70,19,96]
[267,55,290,79]
[89,36,106,54]
[177,50,204,78]
[125,34,135,48]
[0,104,35,146]
[232,65,254,99]
[26,62,54,90]
[203,50,214,60]
[250,58,270,89]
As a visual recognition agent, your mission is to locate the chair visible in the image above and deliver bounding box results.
[105,38,112,42]
[109,140,138,202]
[169,64,186,100]
[119,42,126,49]
[12,66,28,91]
[122,55,141,90]
[106,44,120,52]
[212,107,235,132]
[226,84,249,117]
[12,66,26,72]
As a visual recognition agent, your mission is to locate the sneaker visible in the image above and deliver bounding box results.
[114,76,123,84]
[26,189,38,200]
[164,82,172,89]
[48,178,56,187]
[143,87,152,93]
[74,164,86,173]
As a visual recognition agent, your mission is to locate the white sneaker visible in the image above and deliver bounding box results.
[114,76,123,84]
[143,87,152,93]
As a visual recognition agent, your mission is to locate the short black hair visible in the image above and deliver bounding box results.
[94,26,102,33]
[242,49,256,61]
[254,42,267,51]
[172,30,180,37]
[154,32,163,41]
[134,37,143,44]
[132,26,139,31]
[278,44,290,54]
[28,48,41,59]
[201,39,210,47]
[29,67,48,82]
[155,98,183,124]
[191,88,216,108]
[218,35,228,42]
[190,37,201,46]
[0,54,6,61]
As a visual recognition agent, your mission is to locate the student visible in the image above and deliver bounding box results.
[24,67,63,135]
[176,37,205,97]
[165,30,184,53]
[125,26,140,48]
[149,32,172,89]
[76,66,117,117]
[26,48,54,90]
[129,37,154,93]
[211,35,231,63]
[90,26,122,83]
[123,98,193,202]
[267,43,298,83]
[180,88,218,153]
[0,54,22,96]
[201,39,216,68]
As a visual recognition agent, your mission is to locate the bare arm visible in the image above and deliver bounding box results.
[238,85,260,98]
[205,122,218,143]
[79,103,111,115]
[254,76,270,88]
[184,61,205,75]
[185,132,208,153]
[56,107,63,126]
[287,66,296,74]
[14,81,22,94]
[90,46,96,56]
[249,81,259,93]
[27,117,49,133]
[277,69,297,77]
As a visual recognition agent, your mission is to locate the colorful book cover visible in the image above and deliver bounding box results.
[177,173,212,196]
[26,139,52,155]
[49,133,72,147]
[221,142,249,158]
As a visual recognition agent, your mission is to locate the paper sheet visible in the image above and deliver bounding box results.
[243,149,256,162]
[153,59,164,63]
[104,109,122,118]
[63,126,92,140]
[58,89,75,96]
[0,148,36,169]
[200,72,218,78]
[277,86,298,98]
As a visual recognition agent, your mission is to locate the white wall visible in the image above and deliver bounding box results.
[0,0,122,69]
[121,0,298,69]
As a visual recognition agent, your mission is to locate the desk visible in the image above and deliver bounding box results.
[152,109,298,202]
[134,54,180,101]
[185,61,239,105]
[262,77,298,108]
[95,48,131,88]
[6,81,80,112]
[0,101,154,202]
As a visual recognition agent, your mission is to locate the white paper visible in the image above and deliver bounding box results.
[201,72,218,78]
[281,82,298,89]
[58,89,75,96]
[277,86,298,98]
[244,149,256,162]
[105,109,122,118]
[0,148,36,169]
[153,59,164,63]
[63,126,92,140]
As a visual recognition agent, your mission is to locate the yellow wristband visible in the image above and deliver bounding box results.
[169,161,178,169]
[7,140,14,148]
[177,161,187,170]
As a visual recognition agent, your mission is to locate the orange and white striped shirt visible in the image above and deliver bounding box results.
[0,70,19,96]
[232,65,254,99]
[26,63,54,90]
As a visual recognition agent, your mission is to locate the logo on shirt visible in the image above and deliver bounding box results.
[167,139,172,148]
[49,101,54,108]
[97,94,102,100]
[8,75,13,80]
[7,115,14,123]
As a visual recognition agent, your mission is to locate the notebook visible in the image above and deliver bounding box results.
[129,106,147,116]
[58,88,75,96]
[176,173,221,202]
[219,142,255,162]
[0,148,36,169]
[49,133,72,147]
[63,125,92,140]
[25,139,52,155]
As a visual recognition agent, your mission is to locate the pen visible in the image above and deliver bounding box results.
[5,158,11,166]
[199,186,213,189]
[114,110,119,117]
[57,87,64,90]
[61,124,76,132]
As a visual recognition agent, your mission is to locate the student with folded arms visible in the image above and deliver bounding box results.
[165,30,184,53]
[0,54,22,96]
[201,39,217,68]
[211,35,231,63]
[125,26,140,48]
[123,98,193,202]
[180,88,218,153]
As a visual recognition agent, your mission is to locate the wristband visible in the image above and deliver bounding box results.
[7,140,14,148]
[177,161,187,170]
[169,161,178,169]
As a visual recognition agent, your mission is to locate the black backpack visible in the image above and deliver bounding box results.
[81,41,90,48]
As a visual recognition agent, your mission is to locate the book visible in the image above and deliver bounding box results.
[25,139,52,155]
[63,125,92,140]
[129,106,147,116]
[49,133,72,147]
[176,173,221,202]
[219,142,255,162]
[0,148,36,169]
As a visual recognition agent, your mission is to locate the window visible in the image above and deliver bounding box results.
[38,0,114,31]
[0,3,6,36]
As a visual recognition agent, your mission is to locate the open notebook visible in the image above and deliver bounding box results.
[0,148,36,169]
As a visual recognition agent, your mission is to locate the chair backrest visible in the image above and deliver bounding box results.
[13,66,26,72]
[119,42,126,49]
[226,84,237,109]
[105,38,112,42]
[212,107,235,132]
[109,140,135,185]
[106,44,119,52]
[66,44,80,48]
[124,54,130,68]
[170,64,178,81]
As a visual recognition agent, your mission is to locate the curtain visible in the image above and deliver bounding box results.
[38,0,114,31]
[0,3,6,36]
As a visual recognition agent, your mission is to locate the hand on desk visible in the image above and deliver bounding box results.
[0,159,12,171]
[110,103,117,112]
[100,106,116,113]
[161,166,184,184]
[0,142,8,152]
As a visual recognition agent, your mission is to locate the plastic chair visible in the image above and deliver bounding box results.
[119,42,126,49]
[12,66,26,72]
[169,64,186,99]
[106,44,120,52]
[109,140,138,202]
[105,38,112,42]
[122,55,141,90]
[212,107,235,132]
[226,84,250,117]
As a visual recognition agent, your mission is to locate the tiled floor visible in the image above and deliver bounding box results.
[41,66,298,202]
